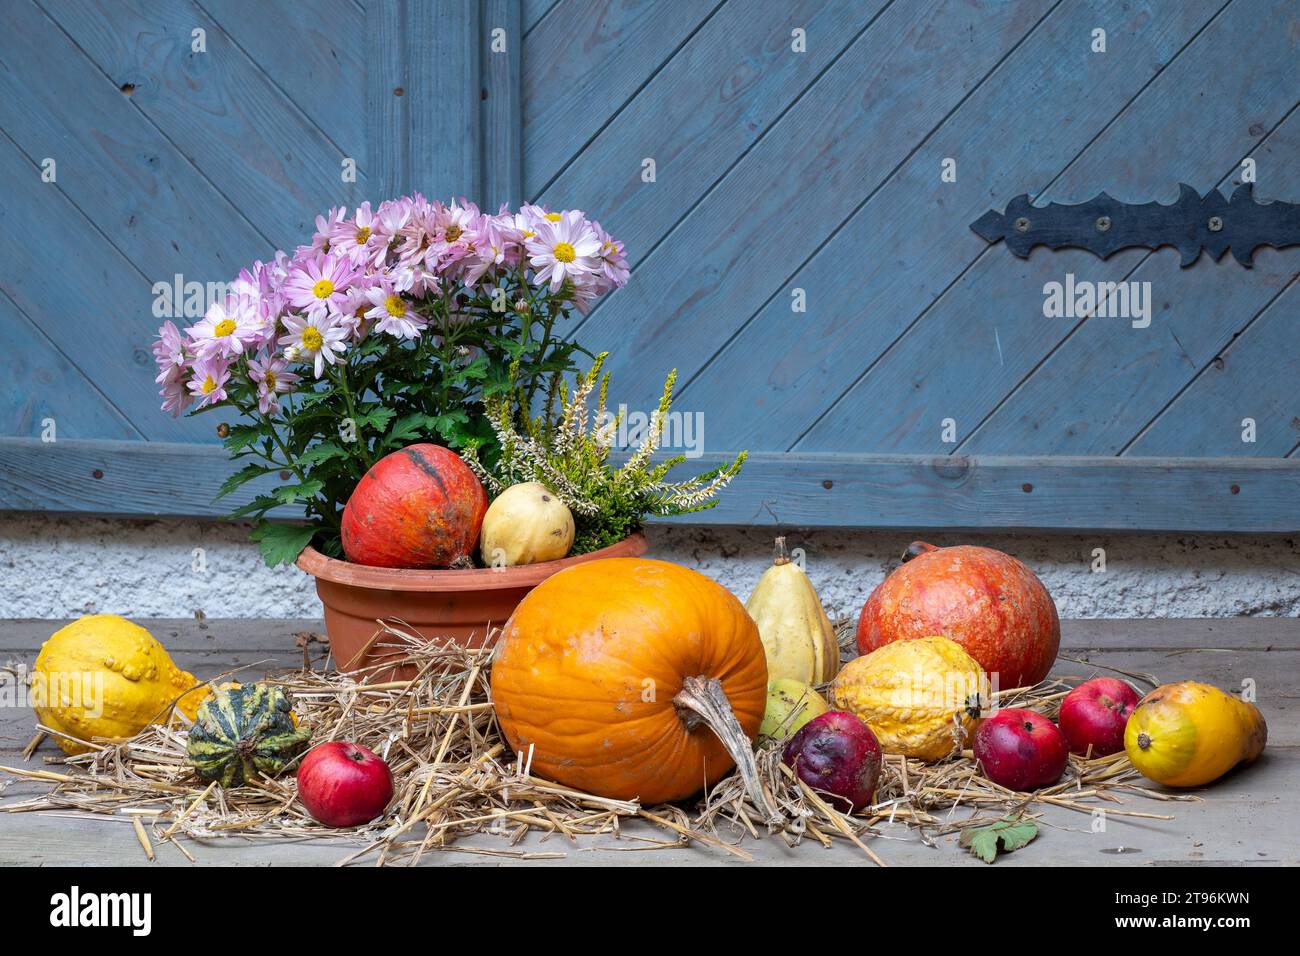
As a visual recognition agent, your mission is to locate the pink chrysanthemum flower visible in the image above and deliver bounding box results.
[390,261,438,299]
[282,252,358,320]
[426,200,480,270]
[369,198,412,269]
[307,206,345,256]
[158,365,192,417]
[247,355,300,415]
[364,285,427,340]
[153,320,187,375]
[278,312,350,378]
[188,295,264,359]
[330,202,378,266]
[187,356,232,407]
[527,210,601,293]
[461,213,521,286]
[591,219,630,291]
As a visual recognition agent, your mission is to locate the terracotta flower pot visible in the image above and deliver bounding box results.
[297,532,648,673]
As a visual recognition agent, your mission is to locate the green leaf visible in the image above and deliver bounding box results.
[249,522,317,567]
[958,818,1039,863]
[274,479,324,504]
[214,463,275,501]
[386,412,442,446]
[354,406,396,432]
[294,442,346,468]
[223,422,272,456]
[226,493,282,519]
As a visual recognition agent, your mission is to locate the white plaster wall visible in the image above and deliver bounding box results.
[1,515,1296,620]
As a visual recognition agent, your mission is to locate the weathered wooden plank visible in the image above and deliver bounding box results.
[199,0,367,163]
[0,0,271,284]
[0,137,211,441]
[481,0,523,208]
[0,294,141,441]
[961,90,1300,456]
[4,618,1296,865]
[538,0,886,263]
[680,0,1222,453]
[523,0,557,34]
[366,0,480,200]
[1125,280,1300,457]
[1,779,1297,865]
[522,0,721,197]
[571,0,1057,422]
[798,0,1298,455]
[4,440,1298,530]
[0,437,291,517]
[0,619,318,654]
[43,0,359,248]
[6,617,1298,656]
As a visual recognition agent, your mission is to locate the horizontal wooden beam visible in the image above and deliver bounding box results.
[2,438,1298,533]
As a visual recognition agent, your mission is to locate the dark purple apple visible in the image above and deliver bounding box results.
[1058,677,1140,757]
[973,708,1069,791]
[781,711,882,813]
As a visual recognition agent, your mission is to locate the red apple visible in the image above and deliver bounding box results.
[973,708,1069,791]
[297,742,394,828]
[1058,677,1140,757]
[781,711,882,813]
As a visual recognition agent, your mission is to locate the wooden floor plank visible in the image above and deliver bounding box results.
[5,617,1298,654]
[3,750,1296,866]
[4,619,1295,866]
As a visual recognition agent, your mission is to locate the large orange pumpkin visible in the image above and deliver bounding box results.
[491,558,772,810]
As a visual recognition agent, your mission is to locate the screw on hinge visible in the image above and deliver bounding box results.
[1095,216,1111,232]
[1208,216,1224,232]
[1014,217,1031,232]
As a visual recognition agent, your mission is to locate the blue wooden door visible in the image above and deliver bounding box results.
[2,0,1297,531]
[525,0,1300,530]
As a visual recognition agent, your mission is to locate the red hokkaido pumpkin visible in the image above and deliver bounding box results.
[341,443,487,568]
[492,558,775,813]
[856,541,1060,689]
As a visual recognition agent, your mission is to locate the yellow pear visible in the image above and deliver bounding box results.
[745,537,840,684]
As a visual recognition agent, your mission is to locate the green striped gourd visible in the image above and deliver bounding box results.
[186,684,312,787]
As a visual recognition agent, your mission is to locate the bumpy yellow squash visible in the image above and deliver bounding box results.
[831,635,987,762]
[32,615,209,755]
[745,538,839,685]
[1125,681,1267,787]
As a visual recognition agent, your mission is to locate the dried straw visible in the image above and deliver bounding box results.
[1,619,1189,865]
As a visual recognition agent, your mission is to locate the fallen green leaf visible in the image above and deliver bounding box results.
[959,818,1039,864]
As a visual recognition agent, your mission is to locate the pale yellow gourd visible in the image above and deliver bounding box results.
[32,615,209,755]
[480,482,575,567]
[831,636,987,762]
[744,537,839,685]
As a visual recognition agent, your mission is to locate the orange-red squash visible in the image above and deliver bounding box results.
[857,541,1060,689]
[491,558,771,809]
[341,443,487,569]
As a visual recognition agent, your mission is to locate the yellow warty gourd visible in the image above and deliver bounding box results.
[744,538,839,685]
[1125,681,1267,788]
[831,635,987,762]
[32,615,209,755]
[480,482,575,567]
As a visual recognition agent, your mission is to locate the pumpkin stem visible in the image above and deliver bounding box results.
[773,536,791,567]
[673,675,782,827]
[902,540,940,563]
